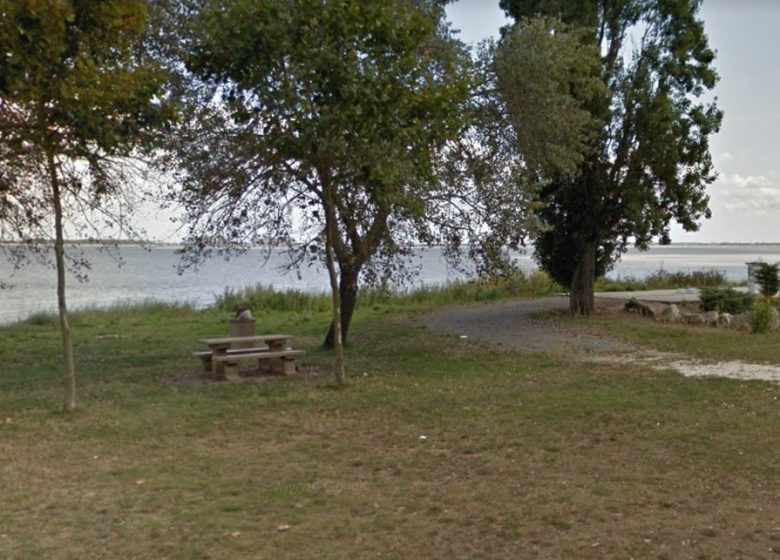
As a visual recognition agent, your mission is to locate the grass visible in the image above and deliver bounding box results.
[595,268,731,292]
[568,309,780,364]
[3,291,780,558]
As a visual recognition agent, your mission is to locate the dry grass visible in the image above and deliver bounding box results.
[3,304,780,558]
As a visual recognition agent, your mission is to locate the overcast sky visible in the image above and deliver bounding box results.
[141,1,778,244]
[446,0,780,243]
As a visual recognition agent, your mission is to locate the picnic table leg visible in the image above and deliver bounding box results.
[282,356,297,375]
[267,341,287,374]
[212,347,228,379]
[223,360,240,381]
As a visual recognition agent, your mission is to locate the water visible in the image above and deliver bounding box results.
[2,244,779,325]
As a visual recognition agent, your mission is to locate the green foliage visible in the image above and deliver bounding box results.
[699,287,754,314]
[750,298,775,334]
[494,17,604,178]
[753,263,780,297]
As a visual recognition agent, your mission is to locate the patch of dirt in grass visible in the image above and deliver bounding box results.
[160,365,328,385]
[587,352,780,384]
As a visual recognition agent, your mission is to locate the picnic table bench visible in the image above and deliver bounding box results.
[195,334,303,380]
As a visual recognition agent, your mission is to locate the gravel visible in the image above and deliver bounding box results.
[419,296,638,354]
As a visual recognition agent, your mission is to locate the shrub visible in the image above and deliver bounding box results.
[754,262,780,297]
[751,298,776,334]
[644,268,726,289]
[699,287,754,314]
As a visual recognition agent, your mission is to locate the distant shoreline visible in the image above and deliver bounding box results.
[2,240,780,249]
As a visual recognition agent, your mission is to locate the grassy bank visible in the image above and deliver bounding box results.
[3,286,780,559]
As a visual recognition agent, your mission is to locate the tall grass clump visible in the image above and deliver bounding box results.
[751,298,776,334]
[214,271,560,317]
[361,270,561,308]
[214,284,331,314]
[596,268,728,292]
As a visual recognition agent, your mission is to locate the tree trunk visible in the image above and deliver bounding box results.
[569,240,596,315]
[323,186,346,385]
[48,152,77,411]
[323,265,360,349]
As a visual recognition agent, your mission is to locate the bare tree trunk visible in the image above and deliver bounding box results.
[323,186,345,385]
[569,240,596,315]
[48,152,77,411]
[323,265,360,349]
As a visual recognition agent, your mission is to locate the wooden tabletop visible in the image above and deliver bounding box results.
[198,334,293,345]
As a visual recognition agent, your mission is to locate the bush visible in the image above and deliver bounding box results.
[699,287,754,314]
[754,263,780,297]
[751,298,776,334]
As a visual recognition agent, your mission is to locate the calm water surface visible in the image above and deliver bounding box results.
[2,244,779,325]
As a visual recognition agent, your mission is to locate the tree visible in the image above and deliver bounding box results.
[161,0,474,382]
[0,0,173,410]
[501,0,722,314]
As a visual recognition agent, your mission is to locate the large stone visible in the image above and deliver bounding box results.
[658,304,681,323]
[681,311,705,326]
[718,312,732,327]
[770,307,780,331]
[624,297,656,318]
[702,310,720,327]
[729,312,751,331]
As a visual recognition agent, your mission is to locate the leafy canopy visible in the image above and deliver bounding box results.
[501,0,722,297]
[0,0,173,244]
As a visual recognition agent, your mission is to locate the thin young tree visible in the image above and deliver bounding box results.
[0,0,173,410]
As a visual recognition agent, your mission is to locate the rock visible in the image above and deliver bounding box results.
[702,310,719,327]
[624,297,656,318]
[770,307,780,331]
[718,312,732,327]
[681,312,705,326]
[658,304,681,323]
[729,312,751,331]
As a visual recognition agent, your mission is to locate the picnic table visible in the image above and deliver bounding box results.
[195,334,303,380]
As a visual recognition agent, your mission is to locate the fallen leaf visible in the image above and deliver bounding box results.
[277,524,292,532]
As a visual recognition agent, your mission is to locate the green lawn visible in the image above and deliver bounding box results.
[3,300,780,559]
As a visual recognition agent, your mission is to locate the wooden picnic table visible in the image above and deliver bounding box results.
[195,334,299,379]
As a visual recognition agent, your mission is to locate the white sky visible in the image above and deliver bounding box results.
[137,0,779,244]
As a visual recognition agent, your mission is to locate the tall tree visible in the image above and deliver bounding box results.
[501,0,722,314]
[0,0,173,410]
[162,0,473,381]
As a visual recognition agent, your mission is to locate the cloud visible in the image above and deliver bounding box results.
[710,172,780,215]
[715,151,733,164]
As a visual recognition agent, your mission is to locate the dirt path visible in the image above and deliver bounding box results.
[419,296,780,384]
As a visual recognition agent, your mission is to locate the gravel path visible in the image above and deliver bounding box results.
[420,296,780,384]
[419,296,638,354]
